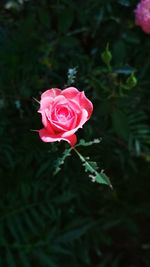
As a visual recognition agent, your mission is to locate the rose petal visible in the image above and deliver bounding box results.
[61,109,89,137]
[39,89,62,111]
[79,92,93,119]
[40,110,55,134]
[52,95,68,108]
[39,97,53,110]
[41,88,61,99]
[52,116,76,131]
[61,87,80,99]
[39,128,77,146]
[45,107,68,133]
[67,99,82,113]
[62,88,93,118]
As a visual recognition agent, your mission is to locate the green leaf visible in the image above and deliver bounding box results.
[114,66,135,75]
[113,40,126,64]
[58,9,74,33]
[54,222,94,243]
[11,216,28,243]
[0,222,6,246]
[77,138,101,147]
[51,245,73,256]
[19,252,31,267]
[117,0,131,6]
[6,249,16,267]
[29,208,44,228]
[36,159,53,178]
[73,148,112,188]
[67,67,77,85]
[53,148,71,175]
[7,217,22,242]
[35,251,58,267]
[23,212,38,236]
[112,109,130,140]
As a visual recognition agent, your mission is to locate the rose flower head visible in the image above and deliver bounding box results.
[135,0,150,33]
[38,87,93,147]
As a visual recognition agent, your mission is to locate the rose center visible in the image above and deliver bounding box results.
[56,107,71,122]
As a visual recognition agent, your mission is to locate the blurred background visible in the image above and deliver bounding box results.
[1,0,150,266]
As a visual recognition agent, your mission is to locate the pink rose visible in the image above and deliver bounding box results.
[135,0,150,33]
[38,87,93,146]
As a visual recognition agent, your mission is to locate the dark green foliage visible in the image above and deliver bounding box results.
[1,0,150,266]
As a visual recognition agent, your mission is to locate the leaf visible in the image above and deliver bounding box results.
[134,139,141,156]
[73,148,112,188]
[128,111,150,152]
[54,222,94,244]
[6,217,22,242]
[29,208,44,228]
[77,138,101,147]
[58,9,74,33]
[51,245,73,256]
[114,65,135,75]
[67,67,77,85]
[84,160,99,173]
[129,112,147,124]
[0,222,5,246]
[113,40,126,64]
[6,249,16,267]
[35,251,58,267]
[53,148,71,175]
[122,32,140,45]
[117,0,131,6]
[23,212,38,236]
[36,159,53,178]
[19,252,31,267]
[112,109,130,140]
[11,216,28,243]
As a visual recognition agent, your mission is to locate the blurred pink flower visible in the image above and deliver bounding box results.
[135,0,150,33]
